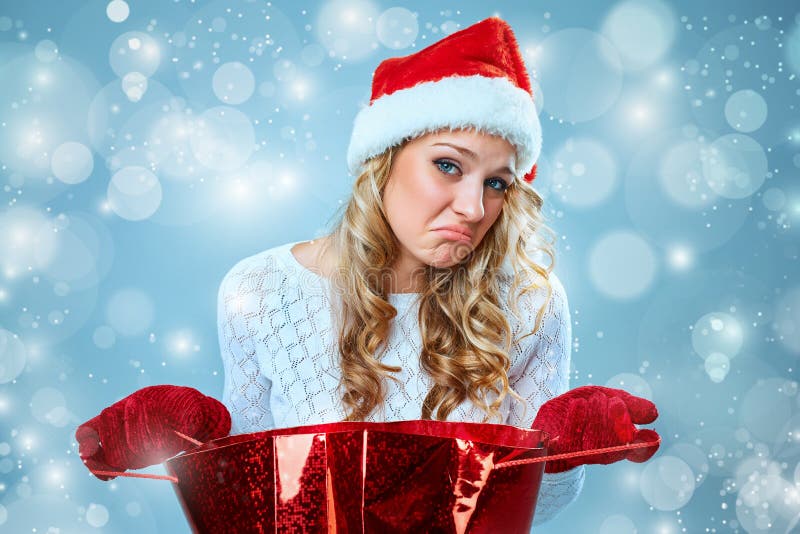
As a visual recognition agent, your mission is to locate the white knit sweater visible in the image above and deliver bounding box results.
[217,240,585,527]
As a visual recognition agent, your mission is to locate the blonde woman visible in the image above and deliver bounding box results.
[216,17,659,525]
[76,16,660,528]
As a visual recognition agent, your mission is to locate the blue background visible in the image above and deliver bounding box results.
[1,0,799,532]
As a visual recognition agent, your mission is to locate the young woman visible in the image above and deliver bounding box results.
[215,16,655,525]
[77,16,660,529]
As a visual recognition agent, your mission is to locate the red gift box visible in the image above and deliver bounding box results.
[163,420,549,533]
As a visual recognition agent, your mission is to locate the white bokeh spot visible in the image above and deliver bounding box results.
[589,230,657,300]
[212,62,255,105]
[51,141,94,184]
[108,166,163,221]
[106,0,130,23]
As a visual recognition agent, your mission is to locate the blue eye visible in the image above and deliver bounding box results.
[487,178,509,192]
[434,159,459,175]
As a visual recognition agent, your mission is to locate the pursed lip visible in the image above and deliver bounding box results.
[433,225,473,239]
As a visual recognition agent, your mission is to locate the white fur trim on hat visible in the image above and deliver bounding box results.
[346,74,541,178]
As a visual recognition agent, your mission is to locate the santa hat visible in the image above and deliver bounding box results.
[347,16,541,183]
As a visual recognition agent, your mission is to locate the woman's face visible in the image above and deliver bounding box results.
[382,128,517,277]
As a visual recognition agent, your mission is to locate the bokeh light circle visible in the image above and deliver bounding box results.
[109,31,160,78]
[86,503,110,528]
[121,71,148,102]
[34,39,59,62]
[273,59,297,83]
[108,166,163,221]
[211,17,226,33]
[704,352,731,383]
[316,0,379,62]
[126,501,141,516]
[754,15,772,31]
[93,325,116,349]
[50,141,94,184]
[600,0,676,70]
[666,442,710,487]
[761,187,785,211]
[106,0,130,23]
[376,7,418,50]
[106,288,155,337]
[691,312,743,360]
[588,230,657,300]
[212,61,255,105]
[549,138,617,208]
[703,134,767,199]
[639,455,696,511]
[0,459,12,474]
[657,139,717,209]
[723,44,739,61]
[724,89,768,133]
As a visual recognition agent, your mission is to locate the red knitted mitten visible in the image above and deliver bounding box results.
[75,385,231,480]
[532,386,660,474]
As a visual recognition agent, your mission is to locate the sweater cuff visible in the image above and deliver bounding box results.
[532,464,585,527]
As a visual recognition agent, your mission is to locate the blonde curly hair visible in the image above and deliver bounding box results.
[318,129,557,423]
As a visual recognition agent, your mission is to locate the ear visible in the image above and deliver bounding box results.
[522,164,537,183]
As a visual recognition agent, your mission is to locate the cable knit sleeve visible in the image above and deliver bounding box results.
[217,254,277,435]
[505,272,585,527]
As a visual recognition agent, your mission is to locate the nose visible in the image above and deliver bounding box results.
[451,180,485,222]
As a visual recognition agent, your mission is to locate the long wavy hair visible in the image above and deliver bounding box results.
[317,128,557,423]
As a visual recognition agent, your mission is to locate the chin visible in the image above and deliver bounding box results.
[429,241,474,267]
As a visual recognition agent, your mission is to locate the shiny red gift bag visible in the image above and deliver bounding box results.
[163,420,549,533]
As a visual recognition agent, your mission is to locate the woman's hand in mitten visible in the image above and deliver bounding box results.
[532,385,660,474]
[75,385,231,480]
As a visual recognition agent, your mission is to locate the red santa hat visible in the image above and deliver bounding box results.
[347,16,541,183]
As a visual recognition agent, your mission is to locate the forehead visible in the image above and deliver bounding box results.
[412,128,514,157]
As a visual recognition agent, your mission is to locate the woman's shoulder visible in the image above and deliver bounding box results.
[218,241,299,297]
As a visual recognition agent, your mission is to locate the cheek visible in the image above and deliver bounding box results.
[403,164,440,197]
[389,168,444,217]
[385,175,426,234]
[478,200,505,234]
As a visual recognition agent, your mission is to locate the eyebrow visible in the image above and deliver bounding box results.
[431,142,516,178]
